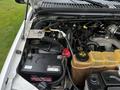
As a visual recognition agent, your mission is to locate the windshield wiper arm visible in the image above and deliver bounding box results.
[80,0,108,8]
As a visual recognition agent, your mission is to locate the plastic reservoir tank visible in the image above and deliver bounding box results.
[71,49,120,86]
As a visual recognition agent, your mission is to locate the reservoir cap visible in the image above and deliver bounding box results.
[76,52,89,62]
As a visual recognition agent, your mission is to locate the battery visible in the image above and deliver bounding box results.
[20,53,63,83]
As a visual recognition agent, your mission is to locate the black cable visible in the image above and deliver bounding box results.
[64,37,74,56]
[65,59,79,90]
[37,58,66,89]
[44,22,59,30]
[42,37,62,46]
[46,42,52,52]
[49,58,66,86]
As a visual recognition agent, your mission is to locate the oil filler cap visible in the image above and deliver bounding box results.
[76,52,89,62]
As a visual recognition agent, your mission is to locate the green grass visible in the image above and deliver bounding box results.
[0,0,25,71]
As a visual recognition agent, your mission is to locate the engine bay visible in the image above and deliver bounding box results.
[18,16,120,90]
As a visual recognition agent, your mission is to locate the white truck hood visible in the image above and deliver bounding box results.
[18,0,120,10]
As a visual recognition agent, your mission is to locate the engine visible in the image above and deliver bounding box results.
[18,16,120,90]
[32,18,120,52]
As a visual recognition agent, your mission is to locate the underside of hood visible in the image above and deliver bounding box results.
[15,0,120,14]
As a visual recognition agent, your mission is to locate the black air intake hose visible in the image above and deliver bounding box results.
[42,36,62,46]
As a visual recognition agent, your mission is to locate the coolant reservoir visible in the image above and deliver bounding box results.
[88,51,105,66]
[103,52,119,67]
[114,49,120,63]
[71,50,120,86]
